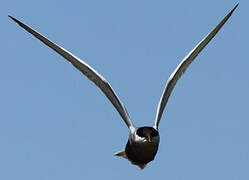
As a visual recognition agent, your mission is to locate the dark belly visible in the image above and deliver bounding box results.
[125,140,159,165]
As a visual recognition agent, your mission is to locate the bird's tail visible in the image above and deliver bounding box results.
[114,150,127,159]
[114,150,147,170]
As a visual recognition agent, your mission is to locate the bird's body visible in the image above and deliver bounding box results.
[9,4,238,169]
[115,126,159,169]
[125,127,159,167]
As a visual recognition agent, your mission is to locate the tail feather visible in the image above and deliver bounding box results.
[138,164,147,170]
[114,150,127,159]
[114,150,147,170]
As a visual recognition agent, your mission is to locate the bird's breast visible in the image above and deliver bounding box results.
[125,136,159,165]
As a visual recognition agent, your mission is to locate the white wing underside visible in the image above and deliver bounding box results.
[154,4,238,129]
[9,16,134,129]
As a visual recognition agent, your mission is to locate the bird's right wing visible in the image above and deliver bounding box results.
[9,16,134,129]
[154,4,238,129]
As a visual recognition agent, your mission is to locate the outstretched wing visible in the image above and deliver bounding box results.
[9,16,134,129]
[154,4,238,129]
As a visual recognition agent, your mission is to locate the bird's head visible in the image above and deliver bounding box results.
[136,126,159,143]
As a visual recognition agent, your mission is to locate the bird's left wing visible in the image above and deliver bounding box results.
[154,4,238,129]
[9,16,134,129]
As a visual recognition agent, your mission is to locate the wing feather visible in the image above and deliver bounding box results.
[9,16,134,129]
[154,4,238,129]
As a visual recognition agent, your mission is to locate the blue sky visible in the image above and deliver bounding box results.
[1,0,248,179]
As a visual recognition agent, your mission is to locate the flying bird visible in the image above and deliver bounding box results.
[9,4,238,169]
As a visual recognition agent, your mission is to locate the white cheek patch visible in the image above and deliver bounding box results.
[134,133,146,142]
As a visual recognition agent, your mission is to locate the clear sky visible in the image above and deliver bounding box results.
[1,0,248,179]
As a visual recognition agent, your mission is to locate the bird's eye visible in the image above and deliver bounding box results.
[136,129,144,138]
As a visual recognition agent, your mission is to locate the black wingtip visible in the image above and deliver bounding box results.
[224,3,239,21]
[9,15,18,23]
[8,15,24,27]
[9,15,15,21]
[233,3,239,12]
